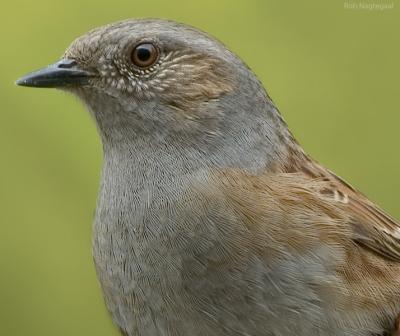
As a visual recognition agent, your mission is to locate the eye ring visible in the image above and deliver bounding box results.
[130,43,159,68]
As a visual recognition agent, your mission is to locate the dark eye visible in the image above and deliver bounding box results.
[131,43,158,68]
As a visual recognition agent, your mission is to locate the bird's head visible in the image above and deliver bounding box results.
[17,19,289,169]
[62,19,236,110]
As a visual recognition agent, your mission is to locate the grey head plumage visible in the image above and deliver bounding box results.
[17,19,297,173]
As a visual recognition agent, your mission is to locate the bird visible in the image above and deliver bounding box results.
[16,19,400,336]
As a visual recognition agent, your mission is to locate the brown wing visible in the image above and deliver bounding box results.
[332,181,400,262]
[304,162,400,263]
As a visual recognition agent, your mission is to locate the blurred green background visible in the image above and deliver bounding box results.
[1,0,399,335]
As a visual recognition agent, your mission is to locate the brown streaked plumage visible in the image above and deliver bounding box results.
[16,18,400,336]
[213,168,400,306]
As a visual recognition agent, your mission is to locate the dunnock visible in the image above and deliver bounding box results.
[16,19,400,336]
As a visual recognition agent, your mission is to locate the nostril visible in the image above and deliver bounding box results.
[57,59,78,69]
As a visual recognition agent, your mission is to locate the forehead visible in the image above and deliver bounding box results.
[65,19,232,62]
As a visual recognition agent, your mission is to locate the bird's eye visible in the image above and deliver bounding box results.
[131,43,158,68]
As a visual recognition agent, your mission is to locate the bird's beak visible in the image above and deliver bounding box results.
[15,59,93,88]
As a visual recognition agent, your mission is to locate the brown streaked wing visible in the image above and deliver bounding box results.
[303,162,400,263]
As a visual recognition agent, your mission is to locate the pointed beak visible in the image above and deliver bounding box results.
[16,59,93,88]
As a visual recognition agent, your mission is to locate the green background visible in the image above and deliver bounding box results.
[1,0,399,335]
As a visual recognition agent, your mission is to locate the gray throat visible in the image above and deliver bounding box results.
[81,86,292,184]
